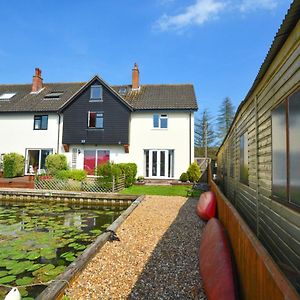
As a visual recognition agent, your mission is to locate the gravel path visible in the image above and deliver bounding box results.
[66,196,207,300]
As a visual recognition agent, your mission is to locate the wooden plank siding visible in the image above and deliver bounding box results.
[209,166,299,300]
[62,78,131,145]
[216,19,300,294]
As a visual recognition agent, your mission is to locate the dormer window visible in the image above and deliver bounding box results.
[90,85,103,101]
[0,93,16,101]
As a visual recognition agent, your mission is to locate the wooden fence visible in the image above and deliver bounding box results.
[208,165,299,300]
[35,175,125,193]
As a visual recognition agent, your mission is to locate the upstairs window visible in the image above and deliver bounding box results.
[34,115,48,130]
[88,112,103,129]
[272,89,300,207]
[0,93,16,101]
[90,85,103,101]
[240,131,248,185]
[153,114,168,129]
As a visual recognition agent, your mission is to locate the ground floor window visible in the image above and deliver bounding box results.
[84,150,110,175]
[144,149,174,178]
[26,149,53,174]
[272,88,300,207]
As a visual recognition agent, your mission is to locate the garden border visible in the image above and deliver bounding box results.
[35,195,144,300]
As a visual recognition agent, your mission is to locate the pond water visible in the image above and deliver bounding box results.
[0,200,128,299]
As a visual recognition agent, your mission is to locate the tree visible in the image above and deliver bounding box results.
[194,109,216,148]
[216,97,235,144]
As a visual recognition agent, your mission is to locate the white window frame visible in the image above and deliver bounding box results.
[153,114,168,129]
[88,111,104,129]
[90,85,103,102]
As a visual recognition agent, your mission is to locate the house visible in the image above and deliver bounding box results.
[0,64,197,179]
[216,0,300,292]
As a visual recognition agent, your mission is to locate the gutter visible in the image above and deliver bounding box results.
[189,111,192,164]
[57,113,61,154]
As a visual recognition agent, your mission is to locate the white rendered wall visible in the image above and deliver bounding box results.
[68,145,130,170]
[128,111,194,179]
[0,113,60,157]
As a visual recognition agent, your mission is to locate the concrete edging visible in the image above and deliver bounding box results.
[0,188,138,205]
[36,195,145,300]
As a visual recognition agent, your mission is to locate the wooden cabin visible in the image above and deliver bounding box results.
[216,0,300,293]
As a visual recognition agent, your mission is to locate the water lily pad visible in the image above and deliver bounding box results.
[18,287,28,297]
[0,270,8,277]
[8,261,33,275]
[27,251,41,260]
[45,265,66,277]
[27,263,44,272]
[0,275,16,284]
[32,264,55,277]
[90,229,102,235]
[10,252,28,260]
[16,277,34,285]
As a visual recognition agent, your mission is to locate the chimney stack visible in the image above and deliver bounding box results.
[132,63,139,90]
[32,68,43,93]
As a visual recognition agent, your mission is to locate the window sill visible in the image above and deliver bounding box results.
[270,195,300,213]
[152,128,168,130]
[89,99,103,102]
[87,128,104,130]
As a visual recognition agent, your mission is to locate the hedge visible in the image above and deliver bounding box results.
[3,153,25,178]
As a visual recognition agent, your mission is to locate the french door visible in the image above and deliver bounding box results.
[25,149,53,174]
[145,150,174,178]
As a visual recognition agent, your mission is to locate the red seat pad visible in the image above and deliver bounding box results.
[199,218,237,300]
[196,191,216,221]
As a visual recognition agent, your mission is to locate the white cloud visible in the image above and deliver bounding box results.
[239,0,278,12]
[154,0,280,32]
[155,0,226,31]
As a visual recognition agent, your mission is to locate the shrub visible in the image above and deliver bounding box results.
[55,169,87,181]
[187,163,201,183]
[179,172,189,182]
[96,162,122,184]
[3,153,24,178]
[45,154,68,175]
[118,163,137,187]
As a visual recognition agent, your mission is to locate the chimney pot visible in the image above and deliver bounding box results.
[132,63,139,90]
[32,67,43,93]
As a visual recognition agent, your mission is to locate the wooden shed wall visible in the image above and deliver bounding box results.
[217,20,300,291]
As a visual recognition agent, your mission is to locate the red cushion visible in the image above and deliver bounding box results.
[196,191,216,221]
[199,218,237,300]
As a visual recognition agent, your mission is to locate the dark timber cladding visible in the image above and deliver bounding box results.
[62,78,131,145]
[216,0,300,294]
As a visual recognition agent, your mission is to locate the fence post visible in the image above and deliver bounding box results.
[112,176,115,193]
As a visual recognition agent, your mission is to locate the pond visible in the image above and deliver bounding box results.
[0,200,128,299]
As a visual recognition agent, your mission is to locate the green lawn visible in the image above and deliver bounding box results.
[120,184,200,197]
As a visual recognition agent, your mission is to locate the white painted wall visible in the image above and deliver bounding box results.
[128,111,194,178]
[0,113,60,156]
[0,111,194,179]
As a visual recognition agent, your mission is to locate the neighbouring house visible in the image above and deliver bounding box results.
[216,0,300,293]
[0,64,197,179]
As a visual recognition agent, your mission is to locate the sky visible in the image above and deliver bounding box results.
[0,0,293,121]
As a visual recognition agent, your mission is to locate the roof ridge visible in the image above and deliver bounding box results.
[0,81,86,86]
